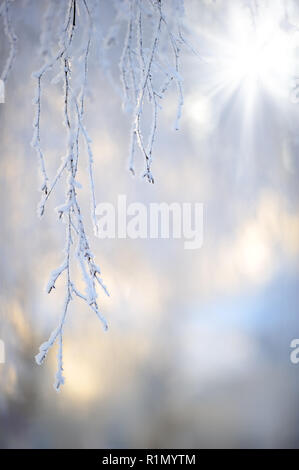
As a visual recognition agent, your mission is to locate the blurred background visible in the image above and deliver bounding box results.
[1,0,299,448]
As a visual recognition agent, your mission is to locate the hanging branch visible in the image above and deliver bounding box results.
[33,0,109,391]
[1,0,17,83]
[118,0,186,183]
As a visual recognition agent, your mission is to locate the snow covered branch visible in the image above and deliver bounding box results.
[2,0,190,390]
[33,0,109,391]
[1,0,17,83]
[117,0,186,182]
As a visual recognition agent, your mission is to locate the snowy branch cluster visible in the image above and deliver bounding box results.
[3,0,298,390]
[0,0,189,390]
[116,0,186,182]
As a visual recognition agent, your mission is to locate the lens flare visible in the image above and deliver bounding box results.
[222,23,295,97]
[205,5,299,104]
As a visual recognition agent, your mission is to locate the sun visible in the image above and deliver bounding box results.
[207,4,298,103]
[223,24,295,97]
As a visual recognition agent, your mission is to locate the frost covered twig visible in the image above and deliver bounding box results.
[118,0,186,183]
[33,0,108,391]
[1,0,17,83]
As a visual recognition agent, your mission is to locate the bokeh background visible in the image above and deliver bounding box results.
[1,0,299,448]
